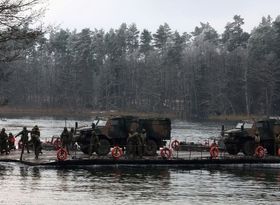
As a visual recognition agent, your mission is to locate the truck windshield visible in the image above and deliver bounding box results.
[93,120,107,126]
[243,123,253,128]
[235,122,253,129]
[235,123,243,128]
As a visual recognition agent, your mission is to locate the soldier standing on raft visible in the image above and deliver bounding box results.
[30,125,41,159]
[140,129,147,155]
[89,123,100,156]
[15,127,30,161]
[8,132,16,151]
[69,127,75,150]
[60,127,70,155]
[127,129,142,158]
[0,128,9,155]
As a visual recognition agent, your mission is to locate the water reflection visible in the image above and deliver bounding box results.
[0,163,279,205]
[19,166,28,178]
[31,167,41,178]
[217,167,280,184]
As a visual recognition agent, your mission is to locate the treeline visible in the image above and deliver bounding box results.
[1,15,280,119]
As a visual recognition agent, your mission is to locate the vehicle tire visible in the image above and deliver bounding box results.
[145,139,157,156]
[96,139,110,156]
[242,140,255,156]
[225,143,240,155]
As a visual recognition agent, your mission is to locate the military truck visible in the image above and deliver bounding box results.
[75,116,171,156]
[222,118,280,156]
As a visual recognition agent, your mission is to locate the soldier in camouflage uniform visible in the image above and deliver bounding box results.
[60,127,70,154]
[0,128,8,155]
[140,129,147,155]
[8,132,16,151]
[127,129,142,158]
[15,127,30,160]
[89,129,100,156]
[69,127,75,150]
[30,125,41,159]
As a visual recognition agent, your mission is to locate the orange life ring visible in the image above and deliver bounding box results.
[278,148,280,157]
[210,146,219,159]
[111,146,123,160]
[171,140,180,151]
[160,147,172,159]
[57,148,67,161]
[53,138,62,150]
[255,146,265,158]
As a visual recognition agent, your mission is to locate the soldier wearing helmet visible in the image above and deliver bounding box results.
[8,132,16,151]
[31,125,41,159]
[127,129,142,158]
[0,128,8,154]
[15,126,30,160]
[60,127,70,155]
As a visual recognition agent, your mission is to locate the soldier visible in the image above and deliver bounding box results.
[30,125,41,159]
[15,127,30,160]
[140,128,147,155]
[127,129,141,158]
[60,127,70,155]
[89,129,100,156]
[136,130,143,158]
[8,132,16,151]
[0,128,8,155]
[69,127,75,150]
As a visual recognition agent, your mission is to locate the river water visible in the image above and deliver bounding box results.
[0,118,279,205]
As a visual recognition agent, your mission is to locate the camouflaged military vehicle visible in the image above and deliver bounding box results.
[75,116,171,156]
[223,118,280,156]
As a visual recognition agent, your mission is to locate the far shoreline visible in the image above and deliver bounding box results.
[0,106,173,120]
[0,106,269,122]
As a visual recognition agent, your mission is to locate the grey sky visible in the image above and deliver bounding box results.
[44,0,280,34]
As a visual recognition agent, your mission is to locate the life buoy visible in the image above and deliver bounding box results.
[171,140,180,151]
[255,146,265,158]
[210,146,219,159]
[57,148,67,161]
[111,146,123,160]
[53,138,62,150]
[160,147,172,159]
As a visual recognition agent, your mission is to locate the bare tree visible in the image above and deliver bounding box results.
[0,0,45,62]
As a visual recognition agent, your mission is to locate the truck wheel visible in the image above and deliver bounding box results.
[242,140,255,156]
[225,144,240,155]
[97,139,110,156]
[145,140,157,156]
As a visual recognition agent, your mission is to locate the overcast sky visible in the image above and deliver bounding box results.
[44,0,280,34]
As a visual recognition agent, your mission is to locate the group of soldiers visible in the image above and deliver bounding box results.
[0,123,149,160]
[60,127,75,155]
[0,128,16,155]
[127,129,147,158]
[86,123,147,158]
[0,125,42,160]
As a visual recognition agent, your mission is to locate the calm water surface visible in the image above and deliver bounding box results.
[0,118,279,205]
